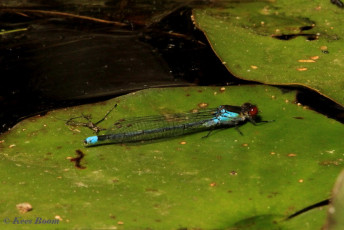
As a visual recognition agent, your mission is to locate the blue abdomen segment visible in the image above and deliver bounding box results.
[84,136,98,145]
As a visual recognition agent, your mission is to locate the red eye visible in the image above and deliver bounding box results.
[249,106,258,116]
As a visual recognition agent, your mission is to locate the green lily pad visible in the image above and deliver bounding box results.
[193,0,344,105]
[0,85,343,229]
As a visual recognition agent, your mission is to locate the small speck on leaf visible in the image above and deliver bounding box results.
[293,116,304,119]
[297,67,308,71]
[55,216,63,221]
[210,182,216,187]
[229,171,238,176]
[298,59,315,63]
[198,103,208,108]
[70,149,86,169]
[320,46,328,51]
[16,202,33,213]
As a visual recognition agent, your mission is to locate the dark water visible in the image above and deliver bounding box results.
[0,0,235,133]
[0,0,343,134]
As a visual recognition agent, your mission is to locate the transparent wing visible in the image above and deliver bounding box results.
[106,108,218,135]
[100,108,224,143]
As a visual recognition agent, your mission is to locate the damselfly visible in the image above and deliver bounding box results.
[78,103,269,146]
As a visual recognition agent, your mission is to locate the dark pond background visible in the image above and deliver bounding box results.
[0,0,343,134]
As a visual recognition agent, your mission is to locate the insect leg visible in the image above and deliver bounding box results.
[95,104,118,125]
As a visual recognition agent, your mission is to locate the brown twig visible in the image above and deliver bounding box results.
[1,9,127,27]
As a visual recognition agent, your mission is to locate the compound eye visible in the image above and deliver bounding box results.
[249,106,258,116]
